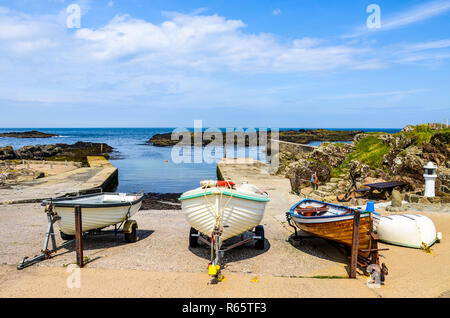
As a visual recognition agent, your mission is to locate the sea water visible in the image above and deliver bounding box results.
[0,128,400,193]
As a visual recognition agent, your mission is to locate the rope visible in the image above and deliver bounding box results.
[202,181,235,231]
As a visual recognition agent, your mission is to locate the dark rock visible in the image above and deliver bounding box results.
[278,129,363,145]
[0,130,59,138]
[148,129,364,147]
[349,160,371,180]
[0,146,17,160]
[289,173,302,195]
[309,143,353,168]
[0,142,114,162]
[286,159,331,193]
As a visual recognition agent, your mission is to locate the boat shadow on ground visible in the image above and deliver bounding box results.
[287,233,349,266]
[56,229,155,261]
[188,237,271,264]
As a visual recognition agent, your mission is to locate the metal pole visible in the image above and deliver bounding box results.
[350,211,361,278]
[75,205,84,268]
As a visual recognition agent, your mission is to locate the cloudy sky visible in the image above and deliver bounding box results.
[0,0,449,128]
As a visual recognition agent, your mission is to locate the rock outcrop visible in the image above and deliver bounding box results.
[0,142,114,161]
[280,124,450,200]
[148,129,363,147]
[284,143,351,194]
[0,130,59,138]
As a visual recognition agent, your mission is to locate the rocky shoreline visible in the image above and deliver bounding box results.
[0,142,114,163]
[148,129,364,147]
[280,124,449,205]
[0,130,59,138]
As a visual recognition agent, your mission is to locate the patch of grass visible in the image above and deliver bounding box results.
[331,135,390,175]
[310,275,347,279]
[398,124,450,146]
[348,136,391,169]
[331,164,349,178]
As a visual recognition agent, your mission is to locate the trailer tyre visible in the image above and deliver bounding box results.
[255,225,265,250]
[124,223,138,243]
[60,231,75,241]
[189,227,199,248]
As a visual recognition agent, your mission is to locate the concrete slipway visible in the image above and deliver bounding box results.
[0,156,118,205]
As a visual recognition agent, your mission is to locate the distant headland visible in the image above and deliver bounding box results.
[0,130,59,138]
[147,129,364,147]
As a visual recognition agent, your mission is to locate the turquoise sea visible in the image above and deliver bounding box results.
[0,128,401,193]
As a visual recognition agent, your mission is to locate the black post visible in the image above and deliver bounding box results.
[350,210,361,278]
[75,205,84,268]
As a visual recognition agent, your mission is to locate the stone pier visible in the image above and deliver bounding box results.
[0,156,118,205]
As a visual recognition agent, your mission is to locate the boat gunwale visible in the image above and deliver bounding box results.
[179,190,270,202]
[41,192,145,208]
[288,199,380,220]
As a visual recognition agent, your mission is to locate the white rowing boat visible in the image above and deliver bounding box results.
[376,214,442,249]
[179,181,269,246]
[42,192,144,235]
[179,180,269,275]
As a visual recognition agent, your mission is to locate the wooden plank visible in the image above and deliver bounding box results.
[297,216,372,257]
[349,211,361,278]
[74,205,84,268]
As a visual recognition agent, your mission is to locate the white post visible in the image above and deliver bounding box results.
[423,162,437,197]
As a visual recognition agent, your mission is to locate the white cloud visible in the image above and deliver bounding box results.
[272,9,281,16]
[319,89,428,101]
[74,13,379,72]
[0,7,444,112]
[345,0,450,38]
[403,39,450,51]
[391,39,450,65]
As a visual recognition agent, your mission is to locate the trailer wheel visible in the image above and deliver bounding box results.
[255,225,265,250]
[124,223,137,243]
[60,231,75,241]
[189,227,199,248]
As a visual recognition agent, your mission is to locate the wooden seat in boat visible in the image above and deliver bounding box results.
[295,205,329,217]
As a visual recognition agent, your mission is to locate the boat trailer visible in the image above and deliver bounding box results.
[17,201,139,270]
[286,212,388,281]
[17,203,73,270]
[190,225,264,280]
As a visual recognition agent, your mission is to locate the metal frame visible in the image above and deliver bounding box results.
[17,203,74,270]
[286,209,388,280]
[193,228,263,272]
[17,191,144,270]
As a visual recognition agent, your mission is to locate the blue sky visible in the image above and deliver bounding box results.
[0,0,449,128]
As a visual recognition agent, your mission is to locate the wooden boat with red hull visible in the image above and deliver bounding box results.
[286,199,379,258]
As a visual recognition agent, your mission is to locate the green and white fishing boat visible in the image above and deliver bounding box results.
[179,180,270,276]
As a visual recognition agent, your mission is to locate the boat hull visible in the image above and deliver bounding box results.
[377,214,438,249]
[289,200,374,257]
[54,203,142,235]
[292,214,373,255]
[180,188,268,245]
[43,193,144,235]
